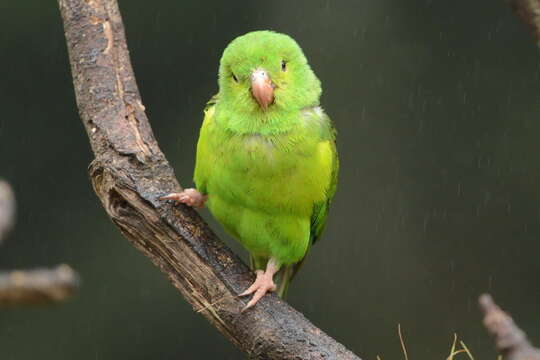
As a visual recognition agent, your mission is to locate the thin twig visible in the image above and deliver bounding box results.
[398,324,409,360]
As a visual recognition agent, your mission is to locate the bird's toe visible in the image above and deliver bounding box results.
[240,273,276,311]
[159,189,207,208]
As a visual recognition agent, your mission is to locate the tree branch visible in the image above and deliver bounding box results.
[57,1,360,358]
[486,3,540,357]
[0,179,15,244]
[480,294,540,360]
[0,265,79,306]
[0,180,79,306]
[509,0,540,44]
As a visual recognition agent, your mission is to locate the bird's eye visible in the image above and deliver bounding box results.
[281,60,287,72]
[232,73,239,83]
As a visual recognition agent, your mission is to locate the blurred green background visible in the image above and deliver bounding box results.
[1,1,539,359]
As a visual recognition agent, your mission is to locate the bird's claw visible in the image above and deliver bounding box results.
[159,188,207,208]
[240,270,277,312]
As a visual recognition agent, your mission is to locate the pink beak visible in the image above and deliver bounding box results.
[251,69,274,110]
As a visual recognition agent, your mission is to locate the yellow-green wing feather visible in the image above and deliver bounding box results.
[311,139,338,244]
[287,107,338,283]
[193,95,219,195]
[310,108,338,244]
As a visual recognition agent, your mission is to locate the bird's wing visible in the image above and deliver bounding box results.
[193,94,219,195]
[285,106,338,282]
[308,107,339,245]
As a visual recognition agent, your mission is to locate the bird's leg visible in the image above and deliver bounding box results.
[160,188,207,208]
[240,257,279,311]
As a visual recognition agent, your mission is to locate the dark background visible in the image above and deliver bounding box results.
[1,1,539,359]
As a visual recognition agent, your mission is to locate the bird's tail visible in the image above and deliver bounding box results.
[275,252,311,298]
[276,265,295,299]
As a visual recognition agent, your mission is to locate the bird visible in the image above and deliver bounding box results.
[161,30,338,311]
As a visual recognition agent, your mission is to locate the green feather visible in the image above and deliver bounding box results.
[193,31,339,297]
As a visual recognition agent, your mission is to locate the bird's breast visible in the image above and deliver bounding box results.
[207,131,325,216]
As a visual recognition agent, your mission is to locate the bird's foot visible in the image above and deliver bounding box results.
[160,189,207,208]
[239,258,280,312]
[239,270,277,311]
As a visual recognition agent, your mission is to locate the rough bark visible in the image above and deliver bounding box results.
[480,294,540,360]
[57,1,360,359]
[0,265,79,306]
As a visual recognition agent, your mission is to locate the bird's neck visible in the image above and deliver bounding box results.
[216,105,300,136]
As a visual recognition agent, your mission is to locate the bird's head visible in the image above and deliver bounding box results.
[218,31,321,114]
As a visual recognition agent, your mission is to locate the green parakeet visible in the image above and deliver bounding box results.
[162,31,338,310]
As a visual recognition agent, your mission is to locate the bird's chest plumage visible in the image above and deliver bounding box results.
[206,126,323,216]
